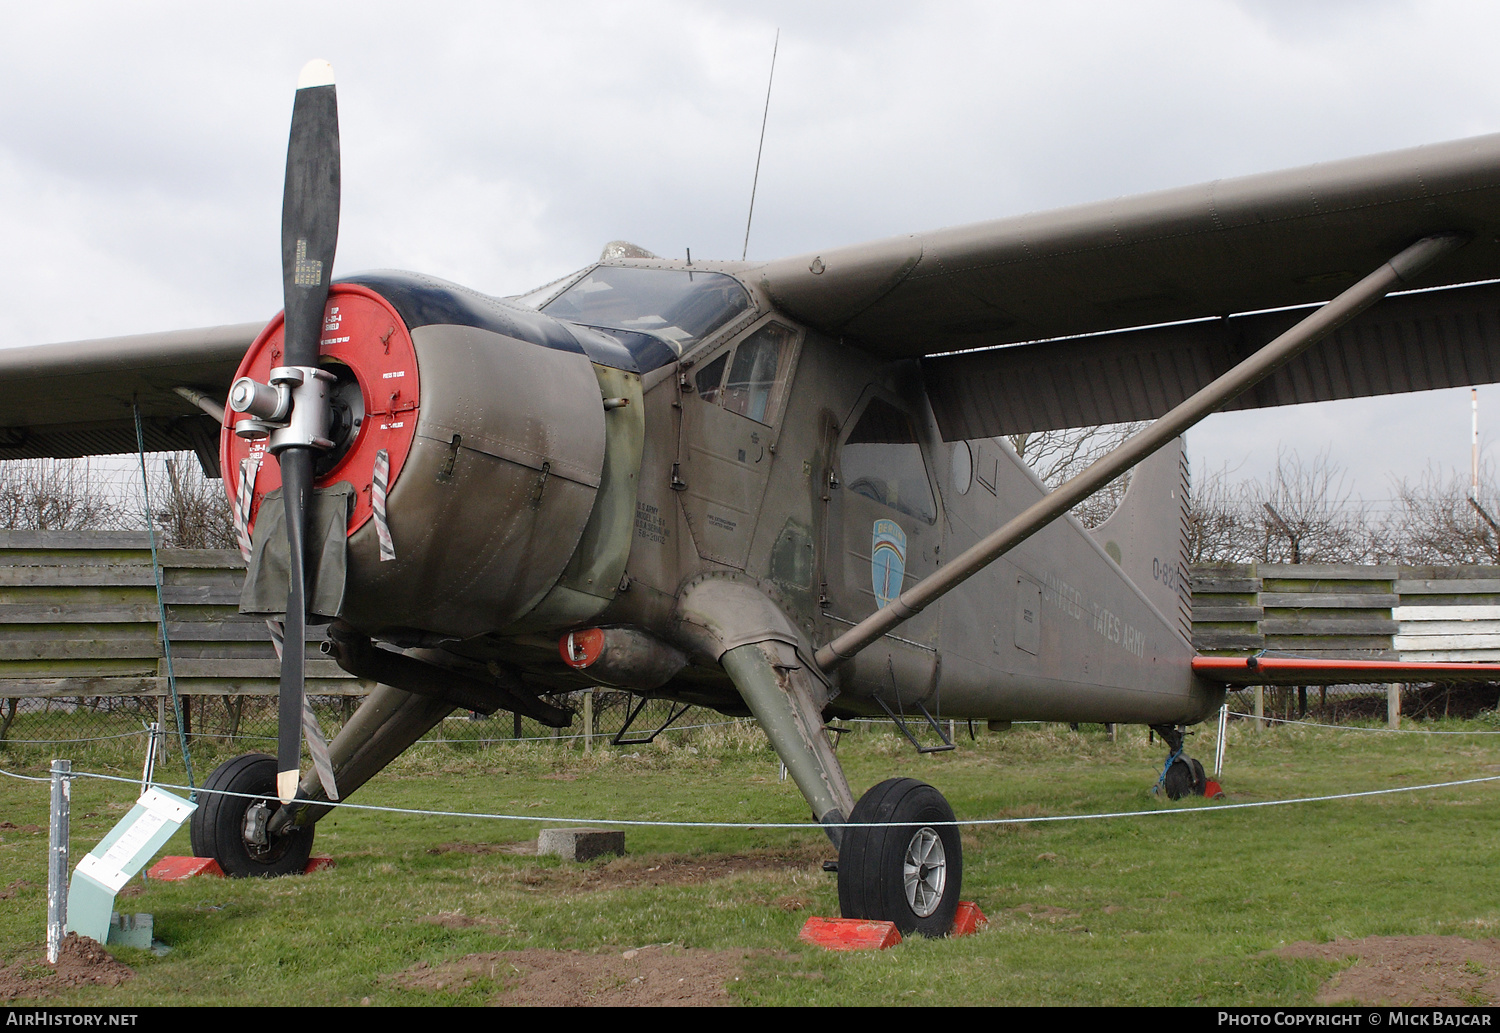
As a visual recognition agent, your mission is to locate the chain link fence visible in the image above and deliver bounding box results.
[0,690,748,758]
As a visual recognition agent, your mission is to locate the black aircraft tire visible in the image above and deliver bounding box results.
[1190,757,1208,795]
[1164,757,1198,800]
[837,777,962,937]
[189,753,314,878]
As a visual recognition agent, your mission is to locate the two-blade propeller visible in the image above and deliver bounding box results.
[228,60,341,803]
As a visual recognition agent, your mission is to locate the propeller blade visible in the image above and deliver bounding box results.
[282,59,339,368]
[274,59,340,804]
[277,447,312,803]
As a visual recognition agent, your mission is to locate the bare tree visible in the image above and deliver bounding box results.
[1378,464,1500,565]
[151,454,236,549]
[1185,462,1247,563]
[0,458,127,531]
[1009,422,1147,528]
[1244,448,1375,564]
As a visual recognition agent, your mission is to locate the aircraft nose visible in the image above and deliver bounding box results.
[219,282,421,562]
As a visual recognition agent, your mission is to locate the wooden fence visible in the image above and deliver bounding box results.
[3,535,1500,703]
[1190,563,1500,661]
[0,530,372,701]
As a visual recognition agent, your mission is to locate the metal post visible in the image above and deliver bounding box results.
[583,689,594,754]
[156,697,167,760]
[814,233,1465,671]
[47,759,71,965]
[1214,703,1228,776]
[1253,686,1264,731]
[140,722,160,794]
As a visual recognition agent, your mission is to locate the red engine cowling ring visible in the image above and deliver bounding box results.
[219,282,420,538]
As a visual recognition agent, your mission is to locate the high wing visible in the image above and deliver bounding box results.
[11,133,1500,461]
[758,133,1500,439]
[0,323,263,474]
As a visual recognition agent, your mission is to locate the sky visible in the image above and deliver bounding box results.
[3,0,1500,510]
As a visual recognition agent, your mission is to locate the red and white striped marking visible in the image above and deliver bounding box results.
[372,447,395,561]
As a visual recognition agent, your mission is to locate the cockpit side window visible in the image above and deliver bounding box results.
[841,397,937,524]
[694,352,729,404]
[721,323,795,423]
[690,322,796,425]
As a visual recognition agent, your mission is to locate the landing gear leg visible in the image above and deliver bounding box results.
[1150,723,1206,800]
[721,640,855,848]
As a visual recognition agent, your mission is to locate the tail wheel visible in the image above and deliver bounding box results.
[837,777,962,937]
[190,753,314,877]
[1163,756,1207,800]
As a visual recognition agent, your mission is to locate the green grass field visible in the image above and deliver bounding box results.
[3,715,1499,1006]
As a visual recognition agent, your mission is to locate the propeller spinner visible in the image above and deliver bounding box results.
[228,59,342,803]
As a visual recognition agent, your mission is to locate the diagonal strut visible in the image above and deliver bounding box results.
[814,232,1468,671]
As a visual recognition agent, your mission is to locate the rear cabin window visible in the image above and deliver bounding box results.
[842,398,937,523]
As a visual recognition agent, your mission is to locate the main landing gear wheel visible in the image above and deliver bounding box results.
[837,777,962,937]
[190,753,314,877]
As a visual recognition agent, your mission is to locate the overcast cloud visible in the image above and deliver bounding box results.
[3,0,1499,505]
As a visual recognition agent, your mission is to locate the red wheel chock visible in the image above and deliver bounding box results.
[146,856,334,879]
[799,916,902,950]
[147,856,224,880]
[799,902,988,950]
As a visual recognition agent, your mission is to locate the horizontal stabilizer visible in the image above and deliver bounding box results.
[1193,654,1500,686]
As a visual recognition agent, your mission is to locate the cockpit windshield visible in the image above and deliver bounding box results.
[542,266,752,362]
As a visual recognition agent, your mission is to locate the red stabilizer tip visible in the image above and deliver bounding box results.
[1204,780,1225,799]
[148,856,224,880]
[305,856,336,873]
[951,901,988,936]
[799,916,902,951]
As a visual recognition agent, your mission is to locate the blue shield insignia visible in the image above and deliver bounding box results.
[871,519,907,609]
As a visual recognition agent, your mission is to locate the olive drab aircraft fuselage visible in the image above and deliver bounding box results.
[13,62,1500,936]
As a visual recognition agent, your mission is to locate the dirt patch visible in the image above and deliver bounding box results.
[479,843,830,893]
[1280,935,1500,1005]
[390,944,755,1005]
[1008,903,1080,921]
[0,880,32,900]
[428,841,535,856]
[0,935,134,1002]
[418,911,515,934]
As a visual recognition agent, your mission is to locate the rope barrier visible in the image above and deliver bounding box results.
[1225,710,1500,734]
[5,763,1494,831]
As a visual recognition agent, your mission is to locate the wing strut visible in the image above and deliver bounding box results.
[813,232,1468,671]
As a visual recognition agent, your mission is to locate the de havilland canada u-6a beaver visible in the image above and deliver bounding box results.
[10,61,1500,935]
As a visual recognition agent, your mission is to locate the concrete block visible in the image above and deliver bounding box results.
[107,913,153,950]
[537,827,624,862]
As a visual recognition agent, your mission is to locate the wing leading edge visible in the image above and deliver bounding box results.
[0,322,263,473]
[760,133,1500,358]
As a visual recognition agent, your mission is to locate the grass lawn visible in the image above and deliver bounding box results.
[2,716,1498,1006]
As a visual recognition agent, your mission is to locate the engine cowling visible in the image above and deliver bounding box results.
[223,272,639,641]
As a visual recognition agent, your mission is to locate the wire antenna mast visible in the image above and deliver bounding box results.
[742,28,779,262]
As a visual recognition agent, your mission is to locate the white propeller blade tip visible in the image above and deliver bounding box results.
[277,769,300,804]
[297,60,335,90]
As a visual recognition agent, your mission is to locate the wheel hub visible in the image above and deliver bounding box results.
[902,826,947,917]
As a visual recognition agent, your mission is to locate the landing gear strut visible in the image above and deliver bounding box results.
[190,753,315,877]
[1150,723,1207,800]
